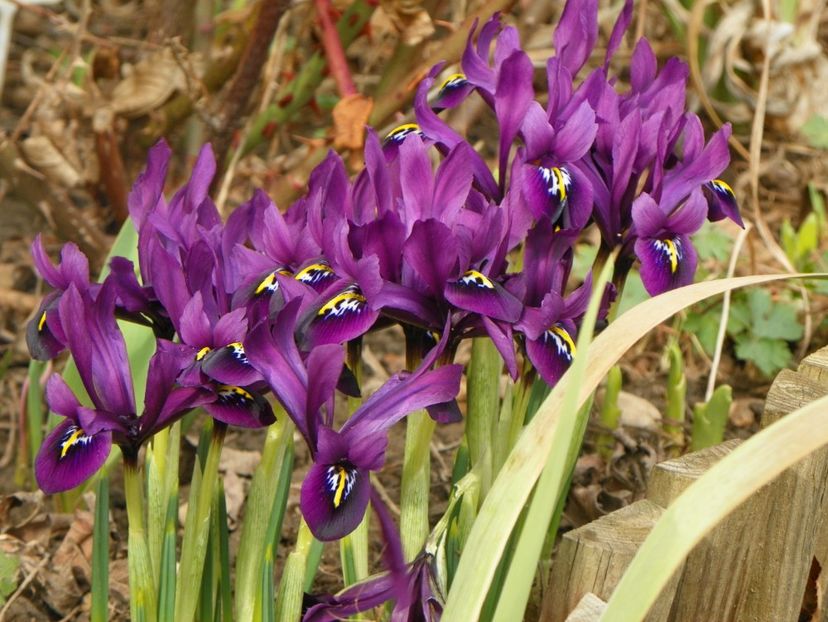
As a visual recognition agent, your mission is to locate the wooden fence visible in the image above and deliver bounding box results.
[540,347,828,621]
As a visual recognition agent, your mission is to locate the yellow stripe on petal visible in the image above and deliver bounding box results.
[664,239,679,274]
[38,311,47,332]
[196,346,212,361]
[460,270,495,289]
[318,287,367,317]
[549,325,576,357]
[712,179,735,197]
[60,427,86,459]
[333,466,348,508]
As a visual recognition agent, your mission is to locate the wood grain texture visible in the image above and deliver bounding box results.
[563,593,606,621]
[541,500,678,622]
[647,440,742,509]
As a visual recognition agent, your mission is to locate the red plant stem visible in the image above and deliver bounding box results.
[314,0,357,97]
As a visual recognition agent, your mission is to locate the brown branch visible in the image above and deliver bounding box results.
[210,0,290,173]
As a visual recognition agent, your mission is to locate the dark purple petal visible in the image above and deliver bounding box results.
[494,50,535,188]
[128,140,171,229]
[299,285,379,349]
[294,261,337,293]
[660,124,732,212]
[200,342,261,387]
[59,282,135,416]
[704,179,743,227]
[433,143,474,223]
[301,460,370,541]
[481,316,518,380]
[525,320,578,387]
[433,73,473,110]
[403,220,459,298]
[35,419,112,494]
[552,100,597,162]
[521,102,556,159]
[444,270,523,322]
[521,164,575,223]
[304,574,399,622]
[604,0,633,68]
[399,135,436,221]
[27,293,66,360]
[306,344,347,442]
[245,301,311,441]
[631,193,666,238]
[45,374,82,418]
[666,187,707,235]
[178,293,213,347]
[554,0,598,76]
[205,386,275,428]
[341,364,463,440]
[635,234,698,295]
[630,38,657,93]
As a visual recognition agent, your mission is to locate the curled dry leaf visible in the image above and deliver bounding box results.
[109,48,188,117]
[19,136,82,188]
[378,0,434,45]
[40,510,94,615]
[332,93,374,151]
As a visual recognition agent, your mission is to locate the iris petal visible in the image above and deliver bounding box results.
[35,419,112,494]
[383,123,424,145]
[301,461,370,541]
[444,270,523,322]
[525,323,577,387]
[294,262,337,293]
[635,234,698,295]
[301,285,379,348]
[704,179,743,227]
[200,342,261,386]
[433,73,473,110]
[523,165,574,224]
[205,385,276,428]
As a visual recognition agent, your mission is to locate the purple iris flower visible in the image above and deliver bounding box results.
[34,281,212,494]
[245,302,462,540]
[26,236,93,360]
[631,120,735,295]
[304,489,443,621]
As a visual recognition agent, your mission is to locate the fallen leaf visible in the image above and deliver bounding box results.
[618,391,662,432]
[332,94,374,152]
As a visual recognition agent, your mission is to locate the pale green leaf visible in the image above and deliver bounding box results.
[602,391,828,620]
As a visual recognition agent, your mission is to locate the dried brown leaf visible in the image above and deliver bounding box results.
[19,136,82,188]
[332,94,374,151]
[377,0,434,45]
[109,48,187,117]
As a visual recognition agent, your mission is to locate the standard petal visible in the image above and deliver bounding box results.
[45,374,82,418]
[554,0,598,76]
[635,234,698,295]
[301,460,370,541]
[35,419,112,494]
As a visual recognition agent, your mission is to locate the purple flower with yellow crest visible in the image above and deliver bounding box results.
[246,302,462,540]
[34,281,212,494]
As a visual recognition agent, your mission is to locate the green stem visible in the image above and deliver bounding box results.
[235,414,293,622]
[124,456,158,622]
[174,422,226,622]
[400,410,435,560]
[467,338,501,495]
[275,521,315,622]
[91,476,110,622]
[340,341,369,584]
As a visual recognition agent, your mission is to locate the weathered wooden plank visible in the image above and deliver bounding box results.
[645,438,766,620]
[797,348,828,622]
[563,593,606,621]
[722,368,828,621]
[541,500,678,622]
[647,439,741,509]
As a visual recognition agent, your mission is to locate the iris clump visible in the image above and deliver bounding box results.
[28,0,741,619]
